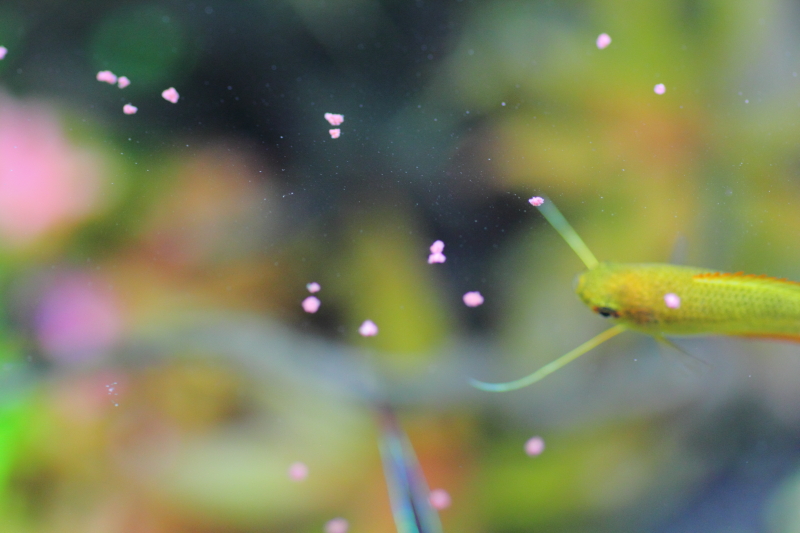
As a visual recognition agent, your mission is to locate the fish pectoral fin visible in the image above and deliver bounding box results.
[469,324,627,392]
[654,335,709,376]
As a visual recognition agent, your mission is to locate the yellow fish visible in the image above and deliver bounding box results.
[471,198,800,392]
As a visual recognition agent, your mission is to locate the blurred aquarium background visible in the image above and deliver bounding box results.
[2,1,800,532]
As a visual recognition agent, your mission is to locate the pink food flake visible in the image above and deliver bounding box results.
[306,282,321,293]
[428,252,446,264]
[664,293,681,309]
[0,46,7,60]
[288,461,308,481]
[161,87,180,103]
[329,128,341,139]
[0,94,105,246]
[654,83,666,95]
[324,518,349,533]
[117,76,130,89]
[428,240,446,263]
[359,320,378,337]
[96,70,117,84]
[462,291,484,307]
[596,33,612,49]
[525,436,545,456]
[324,113,345,126]
[429,489,451,510]
[302,296,321,314]
[528,196,544,207]
[122,104,138,115]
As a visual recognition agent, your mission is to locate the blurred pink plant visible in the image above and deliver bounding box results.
[35,274,124,363]
[0,94,104,246]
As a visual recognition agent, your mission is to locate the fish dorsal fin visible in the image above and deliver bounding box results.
[693,271,800,288]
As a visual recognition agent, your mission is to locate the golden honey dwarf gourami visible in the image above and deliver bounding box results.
[470,199,800,392]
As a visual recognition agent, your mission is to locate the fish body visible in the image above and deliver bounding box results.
[577,262,800,340]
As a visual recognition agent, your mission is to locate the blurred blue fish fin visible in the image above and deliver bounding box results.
[377,407,444,533]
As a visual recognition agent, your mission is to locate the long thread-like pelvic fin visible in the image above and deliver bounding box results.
[469,324,626,392]
[537,199,599,270]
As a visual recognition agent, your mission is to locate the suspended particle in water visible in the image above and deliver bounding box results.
[430,240,445,253]
[122,104,138,115]
[97,70,117,84]
[329,128,341,139]
[359,320,378,336]
[462,291,484,307]
[528,196,544,207]
[0,46,7,59]
[307,282,321,293]
[288,461,309,481]
[596,33,612,49]
[161,87,180,103]
[324,518,349,533]
[664,293,681,309]
[302,296,321,313]
[654,83,666,95]
[117,76,130,89]
[525,436,545,456]
[429,488,451,510]
[324,113,345,126]
[106,381,120,407]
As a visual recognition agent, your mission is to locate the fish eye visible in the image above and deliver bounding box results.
[596,307,618,318]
